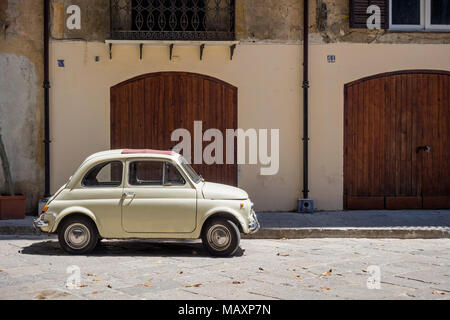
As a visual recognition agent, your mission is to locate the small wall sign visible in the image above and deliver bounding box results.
[327,55,336,63]
[57,60,65,67]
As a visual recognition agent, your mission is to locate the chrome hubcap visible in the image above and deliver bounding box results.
[64,223,90,250]
[207,224,231,251]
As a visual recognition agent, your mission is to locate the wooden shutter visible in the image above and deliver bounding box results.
[349,0,388,29]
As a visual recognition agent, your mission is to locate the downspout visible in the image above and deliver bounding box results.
[302,0,309,200]
[298,0,313,213]
[43,0,51,198]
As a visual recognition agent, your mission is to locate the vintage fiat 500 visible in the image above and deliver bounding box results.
[33,149,259,256]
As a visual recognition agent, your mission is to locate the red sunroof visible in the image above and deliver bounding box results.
[121,149,175,155]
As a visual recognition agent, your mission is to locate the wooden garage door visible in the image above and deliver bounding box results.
[110,72,238,186]
[344,70,450,209]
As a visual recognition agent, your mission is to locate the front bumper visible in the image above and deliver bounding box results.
[248,211,260,234]
[33,213,56,233]
[33,218,48,230]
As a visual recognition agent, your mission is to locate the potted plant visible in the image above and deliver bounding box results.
[0,127,26,220]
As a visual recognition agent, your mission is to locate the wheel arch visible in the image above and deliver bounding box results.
[200,209,246,236]
[52,207,100,234]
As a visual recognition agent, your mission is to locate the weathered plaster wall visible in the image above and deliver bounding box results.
[315,0,450,44]
[235,0,302,42]
[237,0,450,44]
[51,0,109,41]
[49,0,450,44]
[48,0,308,42]
[0,0,44,214]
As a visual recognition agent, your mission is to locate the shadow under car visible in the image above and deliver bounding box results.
[19,238,245,258]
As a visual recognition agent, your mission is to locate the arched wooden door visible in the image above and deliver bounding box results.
[110,72,238,186]
[344,70,450,209]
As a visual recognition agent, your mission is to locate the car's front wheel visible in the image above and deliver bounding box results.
[201,218,240,257]
[58,216,98,255]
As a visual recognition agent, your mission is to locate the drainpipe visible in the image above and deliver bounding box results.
[43,0,51,198]
[298,0,313,213]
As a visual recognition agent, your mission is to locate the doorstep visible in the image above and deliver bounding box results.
[0,211,449,239]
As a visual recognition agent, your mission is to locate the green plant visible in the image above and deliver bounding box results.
[0,127,14,196]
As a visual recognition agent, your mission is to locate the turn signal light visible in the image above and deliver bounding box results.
[41,205,49,215]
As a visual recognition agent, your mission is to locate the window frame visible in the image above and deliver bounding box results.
[81,160,124,188]
[127,159,188,188]
[425,0,450,30]
[179,156,202,184]
[389,0,425,31]
[389,0,450,31]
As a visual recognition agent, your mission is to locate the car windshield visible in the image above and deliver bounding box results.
[179,157,202,183]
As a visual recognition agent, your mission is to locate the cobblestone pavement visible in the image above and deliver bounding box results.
[0,236,449,300]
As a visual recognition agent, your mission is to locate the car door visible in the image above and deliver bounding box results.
[121,159,197,233]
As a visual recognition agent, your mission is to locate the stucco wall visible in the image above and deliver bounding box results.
[49,42,302,211]
[308,43,450,210]
[0,0,44,214]
[0,0,448,214]
[49,41,450,211]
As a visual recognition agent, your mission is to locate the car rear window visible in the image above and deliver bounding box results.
[82,161,123,187]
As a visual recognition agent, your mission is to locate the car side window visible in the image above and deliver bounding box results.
[129,161,185,186]
[164,162,186,186]
[82,161,123,187]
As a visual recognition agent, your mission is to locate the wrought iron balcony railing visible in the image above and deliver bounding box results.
[110,0,235,41]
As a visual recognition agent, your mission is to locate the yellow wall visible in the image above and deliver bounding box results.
[50,41,450,211]
[308,43,450,210]
[50,42,302,211]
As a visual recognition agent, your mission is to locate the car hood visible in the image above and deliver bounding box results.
[201,182,249,200]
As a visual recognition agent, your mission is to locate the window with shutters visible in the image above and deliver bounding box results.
[350,0,450,31]
[349,0,388,29]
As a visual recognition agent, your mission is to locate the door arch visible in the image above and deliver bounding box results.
[344,70,450,209]
[110,72,238,186]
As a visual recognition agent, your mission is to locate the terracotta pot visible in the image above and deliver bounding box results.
[0,195,26,220]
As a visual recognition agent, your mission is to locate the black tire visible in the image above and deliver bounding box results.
[201,218,240,257]
[58,216,98,255]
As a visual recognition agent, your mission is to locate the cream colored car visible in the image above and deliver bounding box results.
[33,149,259,256]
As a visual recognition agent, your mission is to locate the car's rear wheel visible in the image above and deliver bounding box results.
[201,218,240,257]
[58,216,98,255]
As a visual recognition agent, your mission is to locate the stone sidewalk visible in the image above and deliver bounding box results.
[0,210,449,238]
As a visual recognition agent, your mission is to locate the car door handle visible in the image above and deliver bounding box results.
[122,192,136,197]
